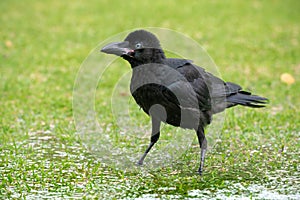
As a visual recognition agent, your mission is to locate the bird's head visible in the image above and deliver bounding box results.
[101,30,165,66]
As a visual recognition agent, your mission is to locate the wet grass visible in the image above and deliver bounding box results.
[1,0,300,199]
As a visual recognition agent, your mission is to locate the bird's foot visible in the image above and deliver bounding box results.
[198,167,203,176]
[136,160,143,166]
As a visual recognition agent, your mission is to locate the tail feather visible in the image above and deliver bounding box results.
[226,92,269,108]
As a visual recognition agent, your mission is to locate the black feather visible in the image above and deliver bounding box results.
[227,92,268,108]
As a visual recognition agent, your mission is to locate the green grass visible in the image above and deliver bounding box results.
[1,0,299,199]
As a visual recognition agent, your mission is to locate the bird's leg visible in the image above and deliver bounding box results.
[137,117,161,165]
[196,127,207,175]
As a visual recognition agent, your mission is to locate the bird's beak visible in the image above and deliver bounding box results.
[101,41,134,56]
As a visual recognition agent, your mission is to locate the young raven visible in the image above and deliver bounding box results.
[101,30,268,175]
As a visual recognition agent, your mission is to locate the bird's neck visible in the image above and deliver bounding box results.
[122,48,166,68]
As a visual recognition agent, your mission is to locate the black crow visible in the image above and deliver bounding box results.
[101,30,268,175]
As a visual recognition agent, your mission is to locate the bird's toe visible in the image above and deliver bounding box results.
[136,161,143,166]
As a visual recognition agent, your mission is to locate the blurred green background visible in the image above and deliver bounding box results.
[0,0,299,199]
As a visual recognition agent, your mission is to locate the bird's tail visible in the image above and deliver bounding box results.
[226,91,268,108]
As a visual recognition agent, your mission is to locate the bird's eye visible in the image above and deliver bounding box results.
[135,43,142,49]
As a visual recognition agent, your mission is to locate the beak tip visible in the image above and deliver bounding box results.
[100,41,131,56]
[100,46,108,53]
